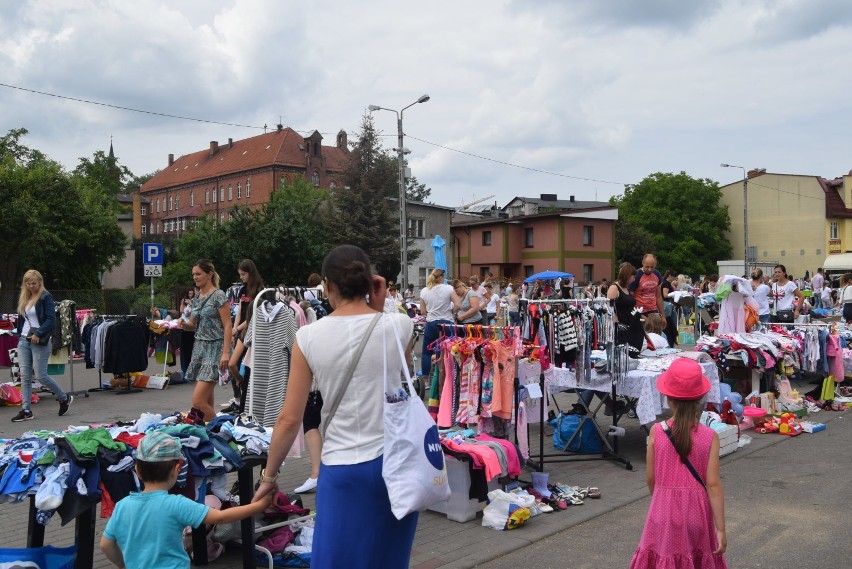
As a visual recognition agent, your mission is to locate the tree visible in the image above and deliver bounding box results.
[614,218,657,270]
[0,128,127,289]
[610,172,732,276]
[329,113,400,281]
[405,175,432,202]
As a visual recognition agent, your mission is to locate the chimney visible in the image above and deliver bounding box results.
[277,124,283,132]
[168,153,174,166]
[570,195,575,202]
[228,138,233,149]
[210,141,219,156]
[747,168,766,179]
[540,193,557,201]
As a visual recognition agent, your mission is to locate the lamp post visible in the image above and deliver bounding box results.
[368,94,430,290]
[721,163,748,274]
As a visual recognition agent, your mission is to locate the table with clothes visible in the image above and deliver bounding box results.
[0,412,294,569]
[521,355,722,426]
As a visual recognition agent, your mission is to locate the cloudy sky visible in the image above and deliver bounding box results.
[2,0,852,208]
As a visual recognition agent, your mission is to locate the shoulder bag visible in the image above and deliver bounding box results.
[382,314,451,519]
[320,313,382,439]
[660,421,706,490]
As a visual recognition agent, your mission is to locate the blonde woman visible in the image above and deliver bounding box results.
[419,269,461,378]
[13,270,73,421]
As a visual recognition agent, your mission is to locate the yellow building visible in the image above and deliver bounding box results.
[718,169,852,279]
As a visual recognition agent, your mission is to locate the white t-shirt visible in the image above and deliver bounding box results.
[419,284,455,322]
[640,333,669,357]
[841,286,852,304]
[753,283,771,316]
[821,287,832,303]
[296,313,412,465]
[20,305,39,337]
[486,294,498,315]
[771,281,799,312]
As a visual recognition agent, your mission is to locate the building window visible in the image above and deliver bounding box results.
[524,228,534,248]
[330,181,337,190]
[408,218,425,238]
[169,197,173,211]
[205,189,210,205]
[156,199,160,213]
[141,224,146,235]
[227,185,232,200]
[583,264,593,283]
[220,212,225,224]
[246,180,251,197]
[175,197,179,210]
[148,222,153,234]
[524,265,535,278]
[831,221,839,240]
[190,191,195,206]
[141,205,146,216]
[156,221,161,233]
[311,171,320,186]
[220,187,224,202]
[212,188,217,203]
[482,231,492,246]
[583,226,593,246]
[237,183,242,198]
[182,219,187,230]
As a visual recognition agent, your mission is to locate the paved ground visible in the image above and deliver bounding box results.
[0,358,846,568]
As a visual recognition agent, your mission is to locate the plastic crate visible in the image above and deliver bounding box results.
[428,456,499,522]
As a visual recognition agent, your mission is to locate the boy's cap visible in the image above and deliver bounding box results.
[138,431,183,462]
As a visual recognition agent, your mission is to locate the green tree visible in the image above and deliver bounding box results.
[614,218,658,269]
[610,172,732,275]
[0,128,127,289]
[405,175,432,202]
[329,114,400,281]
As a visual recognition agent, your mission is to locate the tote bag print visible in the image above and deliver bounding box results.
[383,316,450,520]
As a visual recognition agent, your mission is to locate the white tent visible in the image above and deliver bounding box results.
[822,253,852,273]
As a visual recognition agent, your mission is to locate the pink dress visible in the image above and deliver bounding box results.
[629,423,728,569]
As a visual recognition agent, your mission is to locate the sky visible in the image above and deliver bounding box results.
[3,0,852,209]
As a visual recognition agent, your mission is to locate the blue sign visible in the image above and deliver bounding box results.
[143,243,163,264]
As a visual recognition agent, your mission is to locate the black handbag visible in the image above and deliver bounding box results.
[773,310,794,323]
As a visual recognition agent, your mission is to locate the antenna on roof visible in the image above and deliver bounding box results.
[263,123,268,133]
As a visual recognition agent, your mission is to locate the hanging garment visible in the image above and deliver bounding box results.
[245,301,298,427]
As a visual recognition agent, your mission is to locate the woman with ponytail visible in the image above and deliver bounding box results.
[178,259,232,421]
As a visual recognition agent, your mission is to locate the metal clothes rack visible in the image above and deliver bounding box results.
[86,314,146,395]
[520,298,633,471]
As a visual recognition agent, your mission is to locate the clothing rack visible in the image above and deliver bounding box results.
[87,314,146,395]
[521,298,633,471]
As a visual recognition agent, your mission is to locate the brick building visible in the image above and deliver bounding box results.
[139,126,350,236]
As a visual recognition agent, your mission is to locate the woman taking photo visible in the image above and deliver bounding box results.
[453,279,482,324]
[13,270,73,421]
[178,259,232,422]
[419,269,461,379]
[252,245,417,568]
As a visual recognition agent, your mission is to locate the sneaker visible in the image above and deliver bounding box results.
[294,477,318,493]
[12,410,34,422]
[219,398,238,409]
[58,395,73,417]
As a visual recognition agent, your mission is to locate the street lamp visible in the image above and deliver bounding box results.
[368,94,431,290]
[721,163,748,273]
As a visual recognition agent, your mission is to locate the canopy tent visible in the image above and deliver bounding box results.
[822,253,852,273]
[523,270,574,283]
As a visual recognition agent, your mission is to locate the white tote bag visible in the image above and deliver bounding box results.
[382,315,451,520]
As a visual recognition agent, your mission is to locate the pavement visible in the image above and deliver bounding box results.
[0,357,847,568]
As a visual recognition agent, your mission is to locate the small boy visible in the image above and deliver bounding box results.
[100,430,273,569]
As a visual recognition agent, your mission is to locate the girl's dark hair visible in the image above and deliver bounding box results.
[136,459,180,483]
[321,245,372,299]
[194,259,220,288]
[238,259,265,298]
[667,398,703,463]
[617,262,635,287]
[774,264,787,278]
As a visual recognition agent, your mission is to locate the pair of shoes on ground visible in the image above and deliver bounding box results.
[294,477,318,493]
[10,395,73,422]
[219,397,238,408]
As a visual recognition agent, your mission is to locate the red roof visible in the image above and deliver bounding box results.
[141,128,349,192]
[819,177,852,219]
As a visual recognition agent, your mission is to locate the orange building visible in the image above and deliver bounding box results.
[452,198,617,285]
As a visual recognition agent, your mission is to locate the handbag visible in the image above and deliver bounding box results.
[383,315,451,520]
[660,422,706,489]
[774,310,794,323]
[549,412,603,453]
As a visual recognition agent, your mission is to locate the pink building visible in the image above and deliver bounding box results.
[452,198,617,286]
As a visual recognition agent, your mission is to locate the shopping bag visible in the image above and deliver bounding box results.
[481,489,533,530]
[678,323,695,345]
[0,545,76,568]
[0,383,22,405]
[549,412,603,453]
[383,316,450,520]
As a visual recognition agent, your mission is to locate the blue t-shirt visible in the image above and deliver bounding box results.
[103,490,209,569]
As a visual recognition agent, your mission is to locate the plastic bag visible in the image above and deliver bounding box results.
[0,383,22,405]
[0,545,76,568]
[549,412,603,453]
[481,489,533,530]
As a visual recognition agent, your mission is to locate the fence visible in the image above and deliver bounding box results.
[0,287,186,316]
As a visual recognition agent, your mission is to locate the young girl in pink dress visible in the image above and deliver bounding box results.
[629,359,728,569]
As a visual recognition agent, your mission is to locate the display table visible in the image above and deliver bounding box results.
[547,361,722,425]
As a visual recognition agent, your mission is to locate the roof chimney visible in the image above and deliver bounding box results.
[747,168,766,179]
[209,141,218,156]
[168,153,174,166]
[228,138,233,149]
[570,195,575,202]
[540,193,557,201]
[277,124,283,132]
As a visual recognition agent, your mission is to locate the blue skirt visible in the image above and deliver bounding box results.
[312,455,418,569]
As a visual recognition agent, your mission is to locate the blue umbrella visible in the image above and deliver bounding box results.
[432,235,448,271]
[523,270,573,283]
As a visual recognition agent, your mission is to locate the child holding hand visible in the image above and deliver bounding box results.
[629,358,728,568]
[100,430,273,569]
